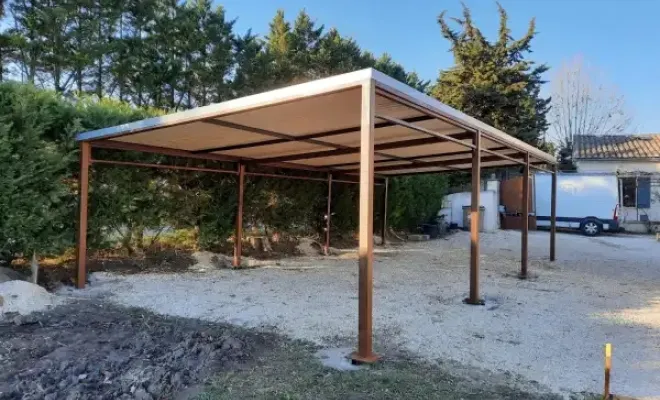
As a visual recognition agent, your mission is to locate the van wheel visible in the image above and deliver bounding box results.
[581,219,601,236]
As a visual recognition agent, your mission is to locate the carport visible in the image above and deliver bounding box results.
[75,68,558,363]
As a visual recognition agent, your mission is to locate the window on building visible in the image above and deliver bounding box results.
[621,178,637,207]
[620,177,652,208]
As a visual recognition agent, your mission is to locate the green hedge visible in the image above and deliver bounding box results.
[0,82,448,261]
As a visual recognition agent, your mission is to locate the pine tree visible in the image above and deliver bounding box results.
[265,9,294,85]
[431,3,550,145]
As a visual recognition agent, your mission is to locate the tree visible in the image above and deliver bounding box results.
[432,3,550,146]
[550,56,633,154]
[0,89,74,264]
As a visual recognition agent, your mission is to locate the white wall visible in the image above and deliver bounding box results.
[439,190,499,232]
[575,160,660,224]
[575,160,660,173]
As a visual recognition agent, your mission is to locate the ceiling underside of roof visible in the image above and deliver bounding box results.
[94,85,551,176]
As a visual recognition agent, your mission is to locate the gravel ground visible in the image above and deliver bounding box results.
[74,230,660,399]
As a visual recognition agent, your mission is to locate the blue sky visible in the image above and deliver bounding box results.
[219,0,660,133]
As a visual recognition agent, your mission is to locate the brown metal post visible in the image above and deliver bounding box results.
[351,79,378,364]
[324,173,332,256]
[520,153,530,279]
[550,164,557,262]
[76,142,91,289]
[380,178,389,246]
[233,164,245,267]
[466,131,483,305]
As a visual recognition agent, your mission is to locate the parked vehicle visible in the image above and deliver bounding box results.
[535,173,620,236]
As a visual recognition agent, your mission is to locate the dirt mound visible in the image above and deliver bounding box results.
[0,280,60,318]
[0,301,270,400]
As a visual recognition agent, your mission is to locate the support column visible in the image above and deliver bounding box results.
[233,163,245,267]
[380,178,389,246]
[465,131,483,305]
[324,173,332,256]
[76,142,91,289]
[520,153,530,279]
[550,164,557,261]
[351,79,378,364]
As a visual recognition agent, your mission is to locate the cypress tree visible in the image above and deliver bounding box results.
[432,3,550,146]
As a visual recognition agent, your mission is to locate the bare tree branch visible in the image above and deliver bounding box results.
[550,56,633,149]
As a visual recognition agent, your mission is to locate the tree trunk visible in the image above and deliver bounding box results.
[30,251,38,285]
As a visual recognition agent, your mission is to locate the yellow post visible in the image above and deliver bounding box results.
[604,343,612,400]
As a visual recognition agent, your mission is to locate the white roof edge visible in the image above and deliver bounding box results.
[76,68,373,141]
[369,69,556,164]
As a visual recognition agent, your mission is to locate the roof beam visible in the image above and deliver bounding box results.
[91,140,328,173]
[366,153,527,173]
[375,114,476,150]
[248,131,473,165]
[327,146,508,168]
[200,118,441,166]
[192,115,434,154]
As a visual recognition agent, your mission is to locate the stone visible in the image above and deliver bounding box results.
[133,387,153,400]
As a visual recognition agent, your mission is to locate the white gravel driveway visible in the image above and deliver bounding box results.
[77,231,660,399]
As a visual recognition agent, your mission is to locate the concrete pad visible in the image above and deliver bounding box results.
[315,347,362,371]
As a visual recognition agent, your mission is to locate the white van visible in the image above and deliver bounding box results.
[535,173,620,236]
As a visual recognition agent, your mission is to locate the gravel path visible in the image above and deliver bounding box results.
[72,231,660,399]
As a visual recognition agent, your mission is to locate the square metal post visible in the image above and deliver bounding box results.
[466,131,483,305]
[76,141,91,289]
[351,79,379,364]
[550,164,557,261]
[324,173,332,255]
[233,163,245,267]
[380,178,389,246]
[520,153,530,279]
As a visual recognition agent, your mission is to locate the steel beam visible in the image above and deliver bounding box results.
[77,142,91,289]
[550,164,557,261]
[351,80,379,364]
[465,131,483,305]
[233,164,245,267]
[520,153,530,279]
[381,178,389,246]
[324,173,333,256]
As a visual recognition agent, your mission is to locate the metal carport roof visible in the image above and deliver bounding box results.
[77,68,556,175]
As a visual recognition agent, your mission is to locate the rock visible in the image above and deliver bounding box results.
[191,251,232,271]
[0,280,59,316]
[0,267,26,282]
[147,382,163,395]
[133,387,153,400]
[296,238,320,256]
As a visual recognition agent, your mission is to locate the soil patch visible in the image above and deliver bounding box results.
[0,301,273,400]
[8,249,196,291]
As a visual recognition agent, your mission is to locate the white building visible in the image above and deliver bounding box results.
[573,134,660,233]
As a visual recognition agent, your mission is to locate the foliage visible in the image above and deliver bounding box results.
[388,175,448,230]
[432,3,551,146]
[0,87,74,262]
